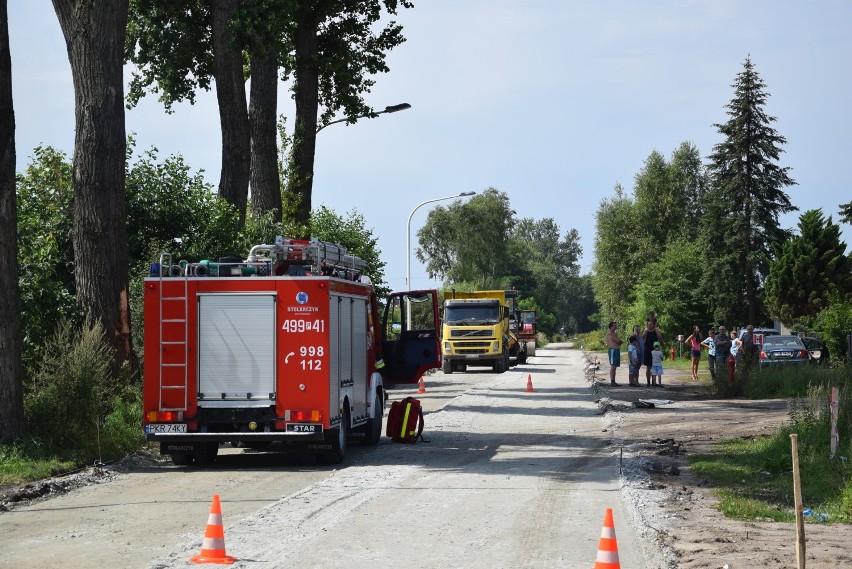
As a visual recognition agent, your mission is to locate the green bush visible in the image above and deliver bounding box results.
[575,329,606,352]
[24,319,143,464]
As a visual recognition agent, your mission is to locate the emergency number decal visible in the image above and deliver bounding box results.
[281,319,325,333]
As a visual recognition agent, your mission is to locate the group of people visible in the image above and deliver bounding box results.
[605,315,761,387]
[688,324,759,383]
[605,312,665,388]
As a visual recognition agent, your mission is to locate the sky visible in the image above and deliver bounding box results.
[8,1,852,292]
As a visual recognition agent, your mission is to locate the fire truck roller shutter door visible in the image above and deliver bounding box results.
[352,298,368,423]
[197,294,276,400]
[329,296,341,422]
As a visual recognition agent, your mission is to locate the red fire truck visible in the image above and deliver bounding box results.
[143,237,440,465]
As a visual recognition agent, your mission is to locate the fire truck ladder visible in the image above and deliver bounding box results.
[158,253,188,413]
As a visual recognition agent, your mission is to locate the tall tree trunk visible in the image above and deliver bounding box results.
[249,49,281,222]
[289,7,320,236]
[52,0,134,372]
[212,0,250,228]
[0,0,24,443]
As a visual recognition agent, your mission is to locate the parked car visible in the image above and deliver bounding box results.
[758,335,809,368]
[738,327,780,347]
[802,336,829,366]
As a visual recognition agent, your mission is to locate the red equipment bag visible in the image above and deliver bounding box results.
[386,396,426,443]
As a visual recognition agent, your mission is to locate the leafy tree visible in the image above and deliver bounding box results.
[16,148,79,373]
[53,0,134,371]
[416,188,515,288]
[765,209,852,325]
[592,184,639,323]
[591,142,706,329]
[812,299,852,364]
[125,143,244,270]
[311,206,388,297]
[125,0,412,232]
[509,218,582,334]
[287,0,411,230]
[702,56,797,325]
[633,149,675,256]
[626,241,710,339]
[0,0,23,443]
[668,141,707,230]
[563,274,599,335]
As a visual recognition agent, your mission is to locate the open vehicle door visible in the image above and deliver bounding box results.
[381,290,440,383]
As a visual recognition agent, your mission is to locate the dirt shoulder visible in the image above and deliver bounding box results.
[586,351,852,568]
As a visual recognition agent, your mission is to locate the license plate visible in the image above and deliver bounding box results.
[145,423,187,434]
[286,423,321,434]
[776,351,792,358]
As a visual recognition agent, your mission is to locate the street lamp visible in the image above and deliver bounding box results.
[316,103,412,134]
[406,192,476,289]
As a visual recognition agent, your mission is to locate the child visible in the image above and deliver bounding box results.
[627,335,640,386]
[651,341,664,387]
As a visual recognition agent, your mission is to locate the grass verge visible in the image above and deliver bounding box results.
[690,372,852,524]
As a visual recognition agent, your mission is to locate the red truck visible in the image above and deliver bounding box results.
[143,238,440,465]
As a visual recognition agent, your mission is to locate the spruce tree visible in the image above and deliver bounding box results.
[765,209,852,325]
[702,57,797,325]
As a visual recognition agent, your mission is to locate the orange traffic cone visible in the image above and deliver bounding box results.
[190,494,236,564]
[592,508,620,569]
[417,377,426,394]
[524,374,535,392]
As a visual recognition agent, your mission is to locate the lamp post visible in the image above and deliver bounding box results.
[316,103,411,134]
[406,192,476,289]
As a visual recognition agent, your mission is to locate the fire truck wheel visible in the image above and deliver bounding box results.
[363,392,383,446]
[192,443,219,466]
[320,411,349,464]
[442,358,453,374]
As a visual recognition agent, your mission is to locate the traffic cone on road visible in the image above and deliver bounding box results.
[524,374,535,392]
[190,494,236,564]
[591,508,621,569]
[417,377,426,394]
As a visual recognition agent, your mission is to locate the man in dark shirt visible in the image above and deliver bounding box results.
[714,325,732,385]
[741,324,757,371]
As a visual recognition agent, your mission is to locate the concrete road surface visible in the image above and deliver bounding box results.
[1,345,649,568]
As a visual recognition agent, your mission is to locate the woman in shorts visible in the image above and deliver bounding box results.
[684,325,703,381]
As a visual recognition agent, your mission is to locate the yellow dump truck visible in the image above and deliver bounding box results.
[440,289,526,374]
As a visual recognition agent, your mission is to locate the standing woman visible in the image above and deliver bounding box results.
[642,312,663,386]
[632,324,645,368]
[684,325,702,381]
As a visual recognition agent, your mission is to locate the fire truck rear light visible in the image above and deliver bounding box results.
[285,410,323,422]
[147,411,183,422]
